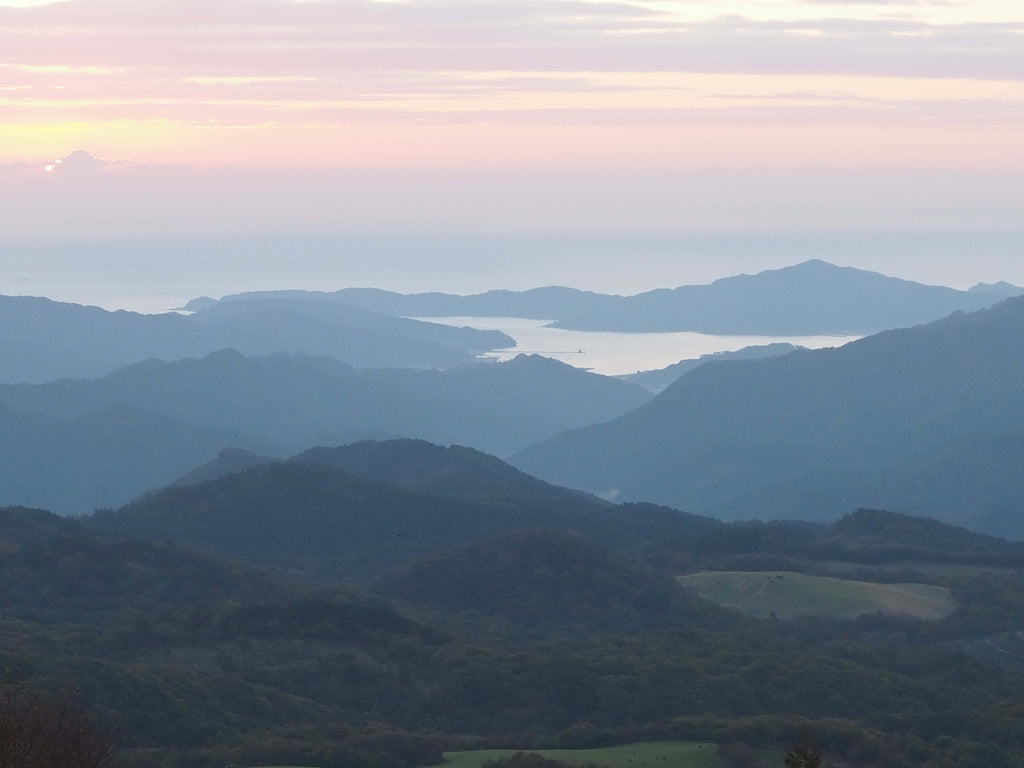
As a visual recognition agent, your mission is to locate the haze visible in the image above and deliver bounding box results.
[1,0,1022,308]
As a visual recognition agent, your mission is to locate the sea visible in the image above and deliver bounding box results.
[4,228,1016,374]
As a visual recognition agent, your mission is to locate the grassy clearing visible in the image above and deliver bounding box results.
[441,741,723,768]
[679,571,956,620]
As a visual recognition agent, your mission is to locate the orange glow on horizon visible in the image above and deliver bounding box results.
[1,1,1021,174]
[4,120,1024,173]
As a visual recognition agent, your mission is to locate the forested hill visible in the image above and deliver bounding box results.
[640,508,1024,574]
[11,503,1024,768]
[375,528,732,637]
[87,459,698,581]
[514,296,1024,538]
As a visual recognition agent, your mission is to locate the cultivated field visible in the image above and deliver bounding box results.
[679,571,956,620]
[440,741,724,768]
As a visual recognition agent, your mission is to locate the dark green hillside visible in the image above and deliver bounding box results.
[9,505,1024,767]
[376,529,728,637]
[91,462,499,580]
[820,508,1024,556]
[87,461,690,581]
[514,297,1024,536]
[0,505,449,766]
[296,442,705,543]
[0,506,296,623]
[0,506,72,546]
[640,508,1024,574]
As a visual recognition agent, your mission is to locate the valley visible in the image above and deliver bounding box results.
[4,262,1024,768]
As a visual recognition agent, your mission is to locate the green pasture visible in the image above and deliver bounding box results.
[440,741,723,768]
[679,570,956,620]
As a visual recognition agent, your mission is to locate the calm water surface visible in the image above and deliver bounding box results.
[419,316,860,376]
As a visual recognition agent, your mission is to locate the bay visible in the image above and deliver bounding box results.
[417,316,860,376]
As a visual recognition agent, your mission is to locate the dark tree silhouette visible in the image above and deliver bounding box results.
[0,681,115,768]
[784,743,821,768]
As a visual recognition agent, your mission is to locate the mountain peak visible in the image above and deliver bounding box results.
[968,281,1024,298]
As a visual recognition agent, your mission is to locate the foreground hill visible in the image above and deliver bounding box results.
[11,504,1024,768]
[87,457,697,581]
[201,260,1011,335]
[293,439,604,505]
[0,294,510,384]
[0,505,452,767]
[514,298,1024,537]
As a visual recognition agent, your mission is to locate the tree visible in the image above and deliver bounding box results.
[0,680,116,768]
[783,744,821,768]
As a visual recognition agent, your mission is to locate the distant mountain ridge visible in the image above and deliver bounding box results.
[0,348,649,450]
[513,296,1024,539]
[549,260,1016,333]
[0,351,650,514]
[0,399,264,517]
[620,342,803,393]
[703,428,1024,538]
[0,294,511,384]
[187,284,617,320]
[194,260,1017,335]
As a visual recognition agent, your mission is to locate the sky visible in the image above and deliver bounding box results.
[1,0,1023,305]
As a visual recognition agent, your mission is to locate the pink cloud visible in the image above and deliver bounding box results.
[0,1,1021,78]
[1,0,1021,176]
